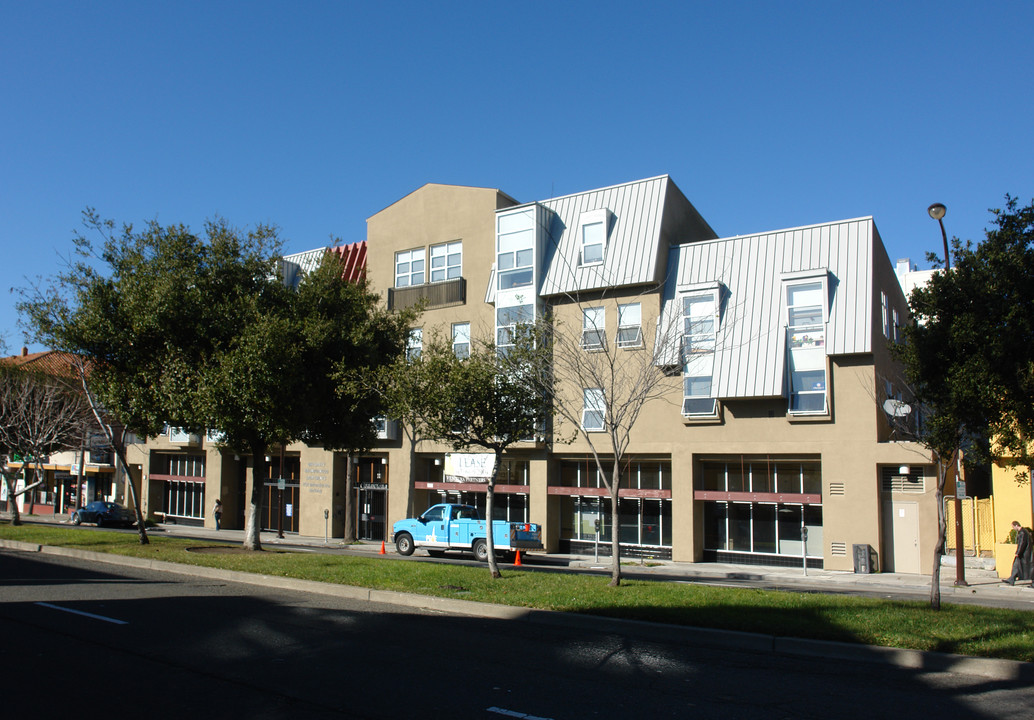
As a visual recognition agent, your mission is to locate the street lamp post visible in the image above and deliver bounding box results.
[928,202,967,587]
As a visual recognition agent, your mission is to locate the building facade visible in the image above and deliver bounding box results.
[124,176,938,573]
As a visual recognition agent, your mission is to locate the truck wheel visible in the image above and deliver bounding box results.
[395,533,415,556]
[472,539,489,562]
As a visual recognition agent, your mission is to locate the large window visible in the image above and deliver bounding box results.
[582,307,605,350]
[496,304,534,353]
[785,279,827,414]
[395,248,425,288]
[430,241,462,283]
[617,303,642,348]
[682,293,717,416]
[582,388,605,431]
[497,214,534,291]
[699,458,823,564]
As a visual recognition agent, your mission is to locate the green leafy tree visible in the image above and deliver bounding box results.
[897,196,1034,608]
[21,211,409,549]
[381,330,551,578]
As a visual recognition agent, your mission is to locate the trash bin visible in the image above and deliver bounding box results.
[852,543,879,573]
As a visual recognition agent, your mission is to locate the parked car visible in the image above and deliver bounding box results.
[71,501,135,528]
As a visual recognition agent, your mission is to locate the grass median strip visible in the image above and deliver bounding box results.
[3,523,1033,662]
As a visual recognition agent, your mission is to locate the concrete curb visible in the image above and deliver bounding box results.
[3,538,1031,682]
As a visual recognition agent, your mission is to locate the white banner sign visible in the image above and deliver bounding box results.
[443,453,495,483]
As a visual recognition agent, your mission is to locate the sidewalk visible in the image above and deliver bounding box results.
[140,517,1034,609]
[10,511,1032,608]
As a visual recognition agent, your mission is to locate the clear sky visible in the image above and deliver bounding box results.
[3,1,1032,352]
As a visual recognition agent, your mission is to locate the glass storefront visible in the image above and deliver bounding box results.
[555,458,672,559]
[699,458,823,567]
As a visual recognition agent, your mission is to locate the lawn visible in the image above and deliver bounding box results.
[3,522,1033,662]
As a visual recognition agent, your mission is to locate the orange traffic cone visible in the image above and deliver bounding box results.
[514,550,522,566]
[379,540,386,555]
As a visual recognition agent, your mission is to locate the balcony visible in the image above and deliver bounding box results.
[387,277,466,311]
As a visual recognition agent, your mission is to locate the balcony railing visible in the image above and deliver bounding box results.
[388,277,466,311]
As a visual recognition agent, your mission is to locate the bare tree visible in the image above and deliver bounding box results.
[530,293,683,587]
[0,363,93,525]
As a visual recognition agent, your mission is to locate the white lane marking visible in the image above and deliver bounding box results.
[36,602,128,625]
[486,708,554,720]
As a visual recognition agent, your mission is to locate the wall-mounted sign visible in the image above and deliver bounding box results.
[444,453,495,483]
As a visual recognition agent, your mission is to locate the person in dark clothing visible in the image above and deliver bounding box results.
[1003,520,1031,585]
[214,498,223,531]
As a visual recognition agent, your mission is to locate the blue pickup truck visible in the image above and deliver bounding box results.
[391,503,543,562]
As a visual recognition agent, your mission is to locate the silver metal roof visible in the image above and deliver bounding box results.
[661,217,878,399]
[536,175,716,296]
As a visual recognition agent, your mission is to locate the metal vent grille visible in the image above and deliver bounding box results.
[828,482,846,496]
[881,467,925,494]
[831,542,847,556]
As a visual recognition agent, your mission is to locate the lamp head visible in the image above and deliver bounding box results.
[927,203,947,221]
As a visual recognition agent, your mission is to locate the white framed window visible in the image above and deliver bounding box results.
[892,308,900,343]
[497,214,535,292]
[395,248,425,288]
[406,328,422,361]
[578,208,611,266]
[452,322,470,359]
[881,291,890,339]
[617,303,642,348]
[496,304,534,354]
[784,276,828,415]
[582,306,605,350]
[581,388,605,431]
[681,292,718,417]
[683,376,717,416]
[430,241,462,283]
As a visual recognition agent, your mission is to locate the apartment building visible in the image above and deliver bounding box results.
[125,176,937,573]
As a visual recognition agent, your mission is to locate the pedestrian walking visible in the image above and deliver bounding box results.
[1002,520,1031,585]
[214,498,223,531]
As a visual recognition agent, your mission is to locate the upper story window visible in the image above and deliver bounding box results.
[497,213,535,292]
[881,291,890,339]
[452,322,470,359]
[430,241,462,283]
[786,281,825,345]
[582,306,605,350]
[682,294,717,356]
[617,303,642,348]
[496,304,534,354]
[581,388,606,431]
[681,292,718,417]
[395,248,425,288]
[578,209,611,266]
[784,274,829,415]
[406,328,423,361]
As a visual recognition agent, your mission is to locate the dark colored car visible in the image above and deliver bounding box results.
[71,501,135,528]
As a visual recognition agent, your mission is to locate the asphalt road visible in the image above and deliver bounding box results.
[3,549,1033,719]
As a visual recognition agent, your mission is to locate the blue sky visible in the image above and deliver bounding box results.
[3,1,1032,352]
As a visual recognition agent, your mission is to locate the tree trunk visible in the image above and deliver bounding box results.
[242,441,267,551]
[930,459,949,610]
[485,450,502,579]
[343,451,355,543]
[609,481,622,587]
[2,475,22,526]
[75,366,148,543]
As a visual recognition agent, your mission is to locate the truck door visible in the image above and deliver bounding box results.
[420,505,448,548]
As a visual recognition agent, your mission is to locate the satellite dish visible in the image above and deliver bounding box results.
[883,399,912,417]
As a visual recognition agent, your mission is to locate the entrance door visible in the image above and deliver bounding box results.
[883,501,920,573]
[358,487,386,541]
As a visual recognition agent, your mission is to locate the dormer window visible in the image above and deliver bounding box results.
[783,273,830,415]
[578,209,611,266]
[497,213,535,291]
